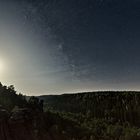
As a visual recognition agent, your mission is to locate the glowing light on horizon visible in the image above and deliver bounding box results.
[0,60,5,73]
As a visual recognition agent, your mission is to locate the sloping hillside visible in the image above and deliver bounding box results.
[39,91,140,126]
[0,83,140,140]
[0,83,27,111]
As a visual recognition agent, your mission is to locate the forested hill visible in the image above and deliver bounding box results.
[0,82,27,110]
[0,83,140,139]
[39,91,140,126]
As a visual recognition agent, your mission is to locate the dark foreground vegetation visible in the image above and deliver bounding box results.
[0,82,140,140]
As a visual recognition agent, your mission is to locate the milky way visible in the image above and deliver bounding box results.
[1,0,140,95]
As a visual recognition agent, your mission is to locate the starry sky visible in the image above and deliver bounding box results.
[0,0,140,95]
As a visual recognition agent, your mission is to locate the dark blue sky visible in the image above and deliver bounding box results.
[1,0,140,95]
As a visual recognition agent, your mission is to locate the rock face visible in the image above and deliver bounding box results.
[0,107,34,140]
[10,108,31,122]
[9,108,35,140]
[0,107,67,140]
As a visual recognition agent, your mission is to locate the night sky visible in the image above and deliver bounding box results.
[0,0,140,95]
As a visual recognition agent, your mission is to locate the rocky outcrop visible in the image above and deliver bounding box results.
[0,106,68,140]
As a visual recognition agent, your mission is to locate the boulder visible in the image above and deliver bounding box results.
[10,108,32,123]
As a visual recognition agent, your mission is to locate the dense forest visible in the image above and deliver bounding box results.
[40,91,140,126]
[0,82,140,139]
[0,82,27,111]
[39,92,140,140]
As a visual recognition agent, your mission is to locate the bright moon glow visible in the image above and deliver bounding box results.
[0,60,4,72]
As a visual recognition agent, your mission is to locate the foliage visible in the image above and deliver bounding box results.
[0,82,27,111]
[44,110,140,140]
[41,91,140,126]
[0,82,140,140]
